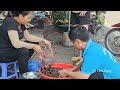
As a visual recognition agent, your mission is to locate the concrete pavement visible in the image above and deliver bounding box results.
[30,11,120,64]
[105,11,120,27]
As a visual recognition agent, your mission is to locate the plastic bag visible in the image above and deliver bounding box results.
[38,46,54,68]
[28,59,41,72]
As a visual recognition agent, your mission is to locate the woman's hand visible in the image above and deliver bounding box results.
[79,11,87,17]
[33,44,44,54]
[42,39,51,47]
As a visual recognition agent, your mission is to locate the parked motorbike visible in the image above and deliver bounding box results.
[105,23,120,56]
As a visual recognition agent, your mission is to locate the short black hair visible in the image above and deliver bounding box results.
[7,11,31,17]
[68,26,89,42]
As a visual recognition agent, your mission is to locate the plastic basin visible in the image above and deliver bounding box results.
[39,63,74,79]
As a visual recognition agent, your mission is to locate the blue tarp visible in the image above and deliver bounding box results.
[31,13,46,19]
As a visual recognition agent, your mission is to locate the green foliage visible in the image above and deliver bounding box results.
[52,11,67,22]
[98,13,105,26]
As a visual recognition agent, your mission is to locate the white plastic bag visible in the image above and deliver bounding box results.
[38,46,54,68]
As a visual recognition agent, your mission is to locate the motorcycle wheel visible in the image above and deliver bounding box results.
[105,28,120,56]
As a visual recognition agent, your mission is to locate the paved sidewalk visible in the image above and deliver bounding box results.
[29,11,120,64]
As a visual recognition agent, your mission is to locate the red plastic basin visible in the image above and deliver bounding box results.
[39,63,74,79]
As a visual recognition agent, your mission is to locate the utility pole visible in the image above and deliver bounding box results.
[63,11,73,47]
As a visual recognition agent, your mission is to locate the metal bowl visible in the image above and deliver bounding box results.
[22,72,42,79]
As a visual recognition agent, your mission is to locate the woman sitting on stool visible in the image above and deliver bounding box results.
[0,11,51,77]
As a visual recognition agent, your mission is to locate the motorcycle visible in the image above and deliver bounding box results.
[105,23,120,56]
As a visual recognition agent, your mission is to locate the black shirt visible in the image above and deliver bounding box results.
[0,17,26,49]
